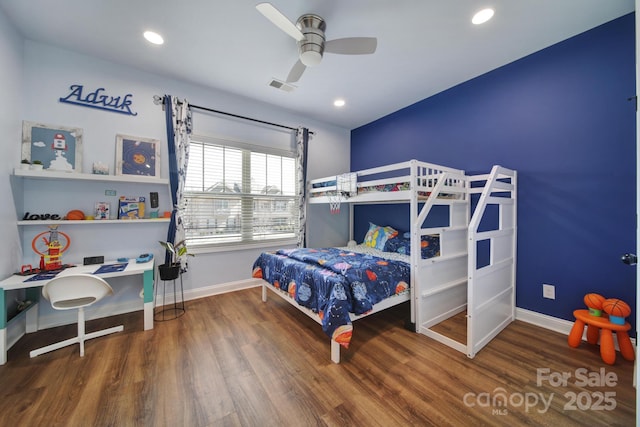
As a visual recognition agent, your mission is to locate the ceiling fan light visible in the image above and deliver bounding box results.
[300,50,322,67]
[472,8,494,25]
[143,30,164,45]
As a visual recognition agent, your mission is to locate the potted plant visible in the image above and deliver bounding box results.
[158,240,192,280]
[30,160,43,171]
[20,159,31,170]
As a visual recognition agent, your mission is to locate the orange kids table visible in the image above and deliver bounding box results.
[568,309,635,365]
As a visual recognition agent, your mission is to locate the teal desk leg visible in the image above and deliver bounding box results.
[143,268,154,330]
[0,288,6,364]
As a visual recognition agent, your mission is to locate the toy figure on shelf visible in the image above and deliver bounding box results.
[32,225,71,271]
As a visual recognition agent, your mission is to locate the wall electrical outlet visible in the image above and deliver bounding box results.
[542,284,555,300]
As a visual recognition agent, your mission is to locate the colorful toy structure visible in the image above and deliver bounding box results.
[568,293,635,365]
[32,226,71,272]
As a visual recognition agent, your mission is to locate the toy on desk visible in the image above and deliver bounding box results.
[31,225,71,271]
[136,253,153,263]
[584,293,605,316]
[602,298,632,325]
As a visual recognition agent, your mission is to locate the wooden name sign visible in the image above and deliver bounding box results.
[59,84,137,116]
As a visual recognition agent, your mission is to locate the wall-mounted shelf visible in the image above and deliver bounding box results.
[12,168,171,226]
[17,219,170,226]
[12,165,172,270]
[13,168,169,185]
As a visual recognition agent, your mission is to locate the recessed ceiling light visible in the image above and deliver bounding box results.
[334,99,346,107]
[143,30,164,45]
[472,8,494,25]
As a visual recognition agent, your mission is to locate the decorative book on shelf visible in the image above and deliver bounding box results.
[118,196,145,219]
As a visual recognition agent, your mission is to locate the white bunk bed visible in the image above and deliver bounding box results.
[258,159,517,362]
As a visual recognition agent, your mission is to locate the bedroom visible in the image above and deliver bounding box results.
[0,0,636,425]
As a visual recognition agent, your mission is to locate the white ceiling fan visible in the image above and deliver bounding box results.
[256,2,377,84]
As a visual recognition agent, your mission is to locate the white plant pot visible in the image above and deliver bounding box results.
[20,163,30,170]
[30,164,43,171]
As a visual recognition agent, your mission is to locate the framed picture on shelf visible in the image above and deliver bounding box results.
[115,134,160,178]
[21,121,83,172]
[95,202,110,220]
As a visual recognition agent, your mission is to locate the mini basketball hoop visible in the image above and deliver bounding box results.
[329,192,341,214]
[328,173,357,214]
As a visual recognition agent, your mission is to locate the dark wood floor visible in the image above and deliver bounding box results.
[0,287,635,426]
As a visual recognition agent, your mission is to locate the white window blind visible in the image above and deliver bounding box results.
[184,137,298,248]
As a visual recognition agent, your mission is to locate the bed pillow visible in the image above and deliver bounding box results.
[363,222,398,251]
[384,231,440,259]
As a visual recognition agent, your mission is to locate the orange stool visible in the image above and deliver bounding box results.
[568,309,635,365]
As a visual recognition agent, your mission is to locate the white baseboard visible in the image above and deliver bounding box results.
[516,307,636,348]
[515,307,575,335]
[10,289,634,354]
[154,278,262,307]
[36,300,145,331]
[36,278,263,329]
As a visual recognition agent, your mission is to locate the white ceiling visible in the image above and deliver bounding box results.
[0,0,634,129]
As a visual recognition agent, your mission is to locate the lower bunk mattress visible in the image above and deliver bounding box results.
[252,246,410,348]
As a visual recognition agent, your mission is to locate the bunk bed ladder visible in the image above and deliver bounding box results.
[414,166,470,351]
[466,165,517,358]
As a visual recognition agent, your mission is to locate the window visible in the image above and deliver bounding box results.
[184,136,299,248]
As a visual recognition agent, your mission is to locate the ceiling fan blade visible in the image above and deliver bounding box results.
[286,59,306,83]
[256,3,305,42]
[325,37,377,55]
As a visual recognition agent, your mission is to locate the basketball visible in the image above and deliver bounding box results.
[584,293,605,310]
[602,298,631,318]
[66,209,85,220]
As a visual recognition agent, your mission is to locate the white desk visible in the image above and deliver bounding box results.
[0,259,155,365]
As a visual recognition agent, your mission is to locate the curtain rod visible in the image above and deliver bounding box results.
[154,95,314,135]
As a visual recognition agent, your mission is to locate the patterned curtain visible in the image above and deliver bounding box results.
[163,95,192,269]
[296,127,310,247]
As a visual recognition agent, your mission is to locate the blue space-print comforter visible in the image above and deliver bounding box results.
[252,247,410,347]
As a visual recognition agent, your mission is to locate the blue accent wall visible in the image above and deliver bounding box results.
[351,14,636,332]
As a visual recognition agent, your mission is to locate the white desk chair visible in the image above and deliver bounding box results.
[30,274,124,358]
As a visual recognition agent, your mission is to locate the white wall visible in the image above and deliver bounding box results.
[0,7,26,319]
[13,39,350,326]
